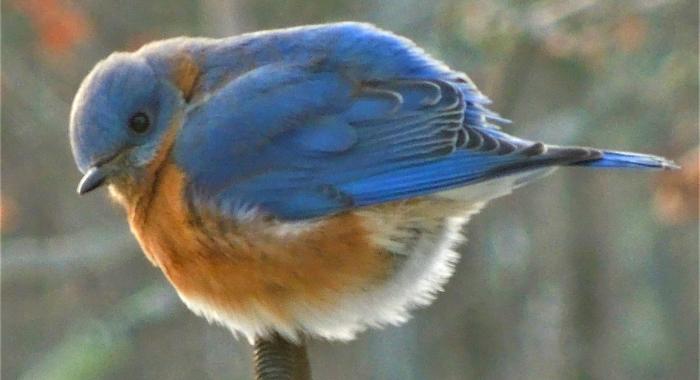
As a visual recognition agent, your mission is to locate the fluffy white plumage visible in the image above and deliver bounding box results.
[177,171,550,342]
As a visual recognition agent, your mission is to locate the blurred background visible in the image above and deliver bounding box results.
[2,0,698,379]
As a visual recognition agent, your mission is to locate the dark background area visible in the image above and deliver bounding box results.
[2,0,698,379]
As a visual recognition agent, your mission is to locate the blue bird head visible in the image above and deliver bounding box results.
[69,52,182,195]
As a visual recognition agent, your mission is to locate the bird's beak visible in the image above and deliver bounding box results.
[77,166,108,195]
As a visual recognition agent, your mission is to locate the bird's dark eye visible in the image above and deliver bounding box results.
[128,112,150,133]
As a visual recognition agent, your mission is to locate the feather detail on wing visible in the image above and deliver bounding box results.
[178,64,600,220]
[172,23,655,221]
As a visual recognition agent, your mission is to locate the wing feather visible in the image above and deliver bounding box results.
[174,25,596,220]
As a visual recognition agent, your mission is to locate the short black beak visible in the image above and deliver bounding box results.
[77,166,107,195]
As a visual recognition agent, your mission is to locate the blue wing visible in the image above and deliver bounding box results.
[173,23,669,221]
[176,66,590,220]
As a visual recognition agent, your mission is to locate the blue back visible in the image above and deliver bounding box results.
[154,23,672,220]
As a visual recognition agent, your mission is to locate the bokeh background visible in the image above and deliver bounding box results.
[2,0,698,379]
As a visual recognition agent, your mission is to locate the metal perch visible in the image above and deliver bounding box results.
[253,333,312,380]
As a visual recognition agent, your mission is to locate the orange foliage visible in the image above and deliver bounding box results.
[14,0,92,55]
[654,148,699,225]
[614,16,648,53]
[0,195,19,233]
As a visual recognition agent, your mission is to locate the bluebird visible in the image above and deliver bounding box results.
[70,22,676,342]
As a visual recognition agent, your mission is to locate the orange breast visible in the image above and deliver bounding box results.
[127,162,393,323]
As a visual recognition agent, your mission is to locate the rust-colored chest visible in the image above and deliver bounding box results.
[120,161,393,322]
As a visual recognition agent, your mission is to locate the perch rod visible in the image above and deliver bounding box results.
[253,333,312,380]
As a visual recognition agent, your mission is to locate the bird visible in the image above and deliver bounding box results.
[69,22,677,343]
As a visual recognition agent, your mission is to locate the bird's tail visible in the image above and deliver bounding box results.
[487,143,678,181]
[569,149,679,170]
[433,144,677,204]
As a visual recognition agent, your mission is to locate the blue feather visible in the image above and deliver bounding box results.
[166,22,677,221]
[574,150,678,170]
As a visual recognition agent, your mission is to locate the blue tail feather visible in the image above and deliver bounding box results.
[573,150,679,170]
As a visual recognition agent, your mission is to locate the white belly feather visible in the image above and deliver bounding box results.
[178,171,551,342]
